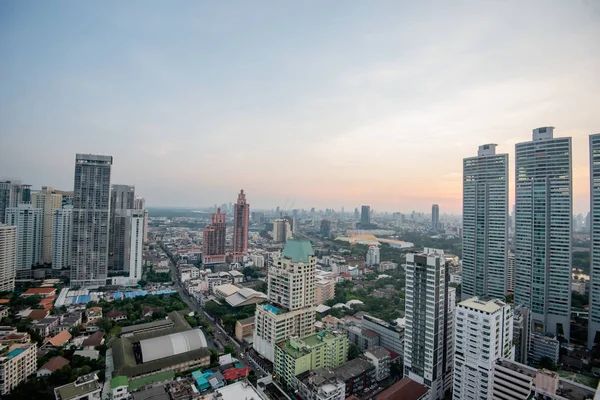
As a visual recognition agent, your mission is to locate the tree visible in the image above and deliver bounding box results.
[224,345,236,356]
[97,318,113,332]
[538,357,558,371]
[137,280,148,287]
[348,343,362,360]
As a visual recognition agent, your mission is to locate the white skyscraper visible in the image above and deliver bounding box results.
[52,206,73,270]
[31,187,63,264]
[5,203,43,275]
[366,245,380,266]
[0,224,17,292]
[253,239,316,362]
[71,154,113,286]
[453,297,514,400]
[462,143,508,300]
[514,127,572,340]
[404,248,453,400]
[589,133,600,348]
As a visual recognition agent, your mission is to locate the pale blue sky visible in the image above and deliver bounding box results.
[1,1,599,214]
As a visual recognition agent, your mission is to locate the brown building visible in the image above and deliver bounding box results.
[202,208,227,265]
[232,190,249,262]
[235,316,254,343]
[376,377,429,400]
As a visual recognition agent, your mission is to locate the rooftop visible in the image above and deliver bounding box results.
[140,329,207,363]
[131,385,170,400]
[110,376,129,389]
[55,373,102,400]
[40,356,70,372]
[281,239,314,263]
[120,318,174,335]
[128,370,175,391]
[22,287,56,296]
[459,297,506,314]
[333,358,373,381]
[365,346,391,360]
[215,381,265,400]
[375,377,429,400]
[237,316,255,326]
[214,284,240,297]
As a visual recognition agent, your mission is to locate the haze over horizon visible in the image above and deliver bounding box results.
[1,1,599,214]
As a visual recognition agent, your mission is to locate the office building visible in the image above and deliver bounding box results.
[320,219,332,238]
[404,248,453,400]
[108,184,135,271]
[202,208,226,265]
[31,187,63,264]
[589,133,600,348]
[361,205,370,226]
[513,305,530,364]
[491,358,595,400]
[52,206,73,270]
[0,343,37,395]
[71,154,113,286]
[232,189,249,262]
[253,239,317,362]
[362,314,405,357]
[432,204,439,232]
[453,298,514,400]
[515,127,572,339]
[5,203,43,274]
[0,224,17,292]
[507,252,515,294]
[274,331,348,389]
[462,144,508,301]
[366,245,380,266]
[272,218,292,243]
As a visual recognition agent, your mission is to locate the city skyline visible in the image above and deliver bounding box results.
[1,2,599,214]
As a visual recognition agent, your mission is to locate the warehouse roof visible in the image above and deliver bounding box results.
[140,329,207,363]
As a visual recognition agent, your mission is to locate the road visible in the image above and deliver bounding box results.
[161,246,267,377]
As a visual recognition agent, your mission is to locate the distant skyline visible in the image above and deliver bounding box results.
[1,1,599,214]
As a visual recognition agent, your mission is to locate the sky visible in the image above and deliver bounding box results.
[1,1,599,215]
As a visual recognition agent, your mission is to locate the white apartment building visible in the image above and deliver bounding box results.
[314,278,335,305]
[52,206,73,270]
[31,187,63,264]
[589,133,600,348]
[404,248,453,400]
[0,224,17,292]
[253,239,316,362]
[0,343,37,395]
[5,203,43,273]
[366,245,380,266]
[453,298,514,400]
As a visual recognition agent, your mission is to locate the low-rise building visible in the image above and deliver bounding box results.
[213,284,240,300]
[32,316,61,338]
[225,288,267,308]
[296,368,346,400]
[347,326,380,351]
[274,331,349,389]
[235,317,255,343]
[54,373,102,400]
[106,310,128,322]
[314,279,336,305]
[363,346,391,382]
[85,307,103,323]
[333,358,376,398]
[377,262,398,273]
[361,314,404,357]
[120,319,175,338]
[110,376,129,400]
[21,287,57,298]
[0,343,37,395]
[82,332,104,349]
[42,330,72,349]
[37,355,70,377]
[529,332,560,364]
[375,377,429,400]
[492,358,596,400]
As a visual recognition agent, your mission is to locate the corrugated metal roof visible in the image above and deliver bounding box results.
[140,329,207,363]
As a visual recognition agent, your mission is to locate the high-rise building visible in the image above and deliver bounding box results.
[202,208,226,265]
[232,190,249,262]
[108,184,135,271]
[31,186,63,264]
[506,251,515,294]
[55,190,74,208]
[432,204,440,232]
[404,248,454,400]
[71,154,113,286]
[366,245,380,266]
[52,206,73,270]
[5,203,43,275]
[360,205,370,227]
[133,196,148,243]
[253,239,316,362]
[0,180,31,224]
[320,219,332,238]
[354,208,360,221]
[462,144,508,301]
[513,305,530,364]
[589,134,600,348]
[272,218,292,243]
[125,210,144,283]
[452,297,514,400]
[514,127,572,339]
[0,224,17,292]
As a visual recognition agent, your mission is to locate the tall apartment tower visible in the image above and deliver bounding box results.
[108,184,135,270]
[432,204,440,232]
[31,187,63,264]
[5,203,43,275]
[253,239,316,362]
[133,196,148,243]
[404,248,454,400]
[272,219,292,243]
[514,127,572,339]
[361,205,371,227]
[0,180,31,224]
[127,210,144,283]
[71,154,113,286]
[202,208,227,265]
[452,298,514,400]
[232,189,249,262]
[52,206,73,270]
[589,133,600,348]
[0,224,17,292]
[462,144,508,301]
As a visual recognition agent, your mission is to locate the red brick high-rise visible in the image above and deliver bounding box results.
[202,208,227,265]
[232,189,249,262]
